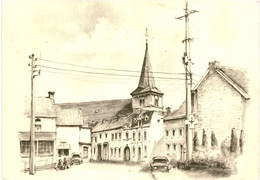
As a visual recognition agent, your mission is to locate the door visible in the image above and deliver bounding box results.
[103,143,109,161]
[97,144,102,161]
[180,145,183,162]
[124,146,130,161]
[138,147,141,161]
[83,147,88,158]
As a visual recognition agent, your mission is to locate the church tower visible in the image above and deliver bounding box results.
[130,31,164,110]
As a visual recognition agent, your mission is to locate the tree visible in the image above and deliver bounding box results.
[202,129,208,147]
[211,131,218,147]
[193,131,199,151]
[230,128,238,152]
[239,130,245,154]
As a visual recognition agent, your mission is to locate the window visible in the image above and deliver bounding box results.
[111,148,113,156]
[58,149,69,156]
[138,131,141,141]
[35,118,41,132]
[139,98,145,106]
[155,96,159,106]
[144,146,147,157]
[95,137,97,142]
[114,148,117,157]
[167,144,170,151]
[119,148,121,157]
[20,141,30,154]
[112,134,114,141]
[99,134,102,139]
[166,130,169,136]
[133,146,135,157]
[105,133,107,138]
[115,133,117,140]
[133,132,136,141]
[126,132,129,139]
[173,144,176,151]
[119,133,121,140]
[173,129,175,137]
[179,129,183,136]
[38,141,53,155]
[144,130,147,141]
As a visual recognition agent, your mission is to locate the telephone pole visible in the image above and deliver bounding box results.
[28,54,40,175]
[176,0,198,161]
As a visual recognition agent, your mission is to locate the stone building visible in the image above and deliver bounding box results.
[192,61,250,150]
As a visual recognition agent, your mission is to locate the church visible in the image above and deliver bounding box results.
[57,37,166,162]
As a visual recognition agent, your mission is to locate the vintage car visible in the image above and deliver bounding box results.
[150,156,171,172]
[70,153,83,165]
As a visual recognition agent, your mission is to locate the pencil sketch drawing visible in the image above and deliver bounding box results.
[2,0,259,180]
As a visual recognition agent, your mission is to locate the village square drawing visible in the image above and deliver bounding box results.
[2,0,259,180]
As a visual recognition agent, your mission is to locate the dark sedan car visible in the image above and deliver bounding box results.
[70,153,83,165]
[150,156,171,172]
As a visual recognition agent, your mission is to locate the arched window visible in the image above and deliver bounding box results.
[133,146,135,157]
[144,130,147,141]
[155,96,159,106]
[133,131,136,141]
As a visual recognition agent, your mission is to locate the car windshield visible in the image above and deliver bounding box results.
[72,154,80,158]
[153,158,168,163]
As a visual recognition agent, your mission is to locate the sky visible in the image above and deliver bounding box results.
[1,0,260,178]
[2,0,259,110]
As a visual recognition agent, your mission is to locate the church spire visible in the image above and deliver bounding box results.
[137,28,156,88]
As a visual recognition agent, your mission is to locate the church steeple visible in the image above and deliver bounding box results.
[130,29,164,110]
[137,35,155,89]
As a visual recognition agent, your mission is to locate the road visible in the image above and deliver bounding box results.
[16,161,240,180]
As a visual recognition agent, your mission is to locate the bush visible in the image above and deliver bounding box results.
[230,128,238,153]
[202,129,208,147]
[193,131,199,151]
[211,131,218,148]
[239,130,245,154]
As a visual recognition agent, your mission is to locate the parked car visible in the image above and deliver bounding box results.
[70,153,83,165]
[150,156,171,172]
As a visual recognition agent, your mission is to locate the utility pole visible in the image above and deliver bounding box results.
[176,0,198,161]
[28,54,40,175]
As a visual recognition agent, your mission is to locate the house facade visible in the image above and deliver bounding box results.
[192,61,250,152]
[18,92,57,171]
[163,102,186,162]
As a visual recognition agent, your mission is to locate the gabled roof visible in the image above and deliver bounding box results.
[57,99,132,126]
[56,106,83,126]
[24,96,57,118]
[193,62,249,99]
[131,42,163,96]
[163,102,186,121]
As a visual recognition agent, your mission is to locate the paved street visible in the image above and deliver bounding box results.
[15,162,241,180]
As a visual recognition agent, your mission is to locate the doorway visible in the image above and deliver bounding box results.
[97,144,102,161]
[138,147,141,161]
[103,143,109,161]
[124,146,130,161]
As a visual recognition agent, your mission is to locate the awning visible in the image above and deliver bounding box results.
[18,132,56,141]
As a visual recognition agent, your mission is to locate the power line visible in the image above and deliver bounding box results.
[37,58,202,77]
[38,65,187,80]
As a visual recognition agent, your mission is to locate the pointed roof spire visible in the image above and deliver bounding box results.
[130,29,163,96]
[138,29,155,88]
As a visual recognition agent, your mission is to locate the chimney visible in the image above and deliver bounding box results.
[48,91,55,99]
[166,107,171,115]
[208,61,220,69]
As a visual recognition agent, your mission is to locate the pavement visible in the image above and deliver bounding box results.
[12,161,242,180]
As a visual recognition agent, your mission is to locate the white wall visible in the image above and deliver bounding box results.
[80,128,91,143]
[56,126,80,154]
